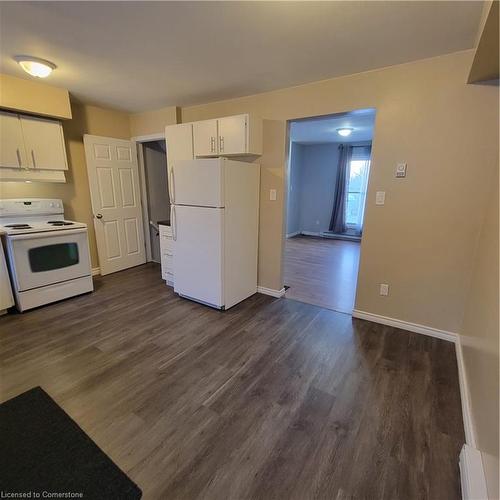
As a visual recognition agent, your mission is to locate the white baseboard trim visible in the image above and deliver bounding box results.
[351,309,458,343]
[257,286,286,298]
[286,231,301,238]
[460,444,488,500]
[91,267,101,276]
[300,231,321,237]
[455,339,477,449]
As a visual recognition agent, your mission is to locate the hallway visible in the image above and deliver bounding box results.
[284,236,360,314]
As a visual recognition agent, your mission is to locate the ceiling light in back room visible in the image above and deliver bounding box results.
[14,56,56,78]
[337,128,354,137]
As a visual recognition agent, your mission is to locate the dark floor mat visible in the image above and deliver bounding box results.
[0,387,141,499]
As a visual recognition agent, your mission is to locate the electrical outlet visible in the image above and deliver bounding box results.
[270,189,277,201]
[379,284,389,296]
[375,191,386,205]
[396,162,407,178]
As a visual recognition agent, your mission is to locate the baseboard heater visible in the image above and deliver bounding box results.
[320,232,361,242]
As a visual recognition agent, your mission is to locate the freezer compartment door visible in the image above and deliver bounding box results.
[170,158,224,208]
[173,205,223,307]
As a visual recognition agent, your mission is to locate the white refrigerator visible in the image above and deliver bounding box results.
[169,158,260,310]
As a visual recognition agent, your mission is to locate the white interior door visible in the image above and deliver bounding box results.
[173,205,223,307]
[84,135,146,275]
[171,158,224,207]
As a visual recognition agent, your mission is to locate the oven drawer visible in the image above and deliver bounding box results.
[6,228,92,292]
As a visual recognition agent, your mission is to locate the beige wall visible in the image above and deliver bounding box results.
[460,166,499,499]
[0,101,131,267]
[182,50,498,334]
[257,120,287,290]
[130,105,179,137]
[0,73,72,119]
[468,0,499,83]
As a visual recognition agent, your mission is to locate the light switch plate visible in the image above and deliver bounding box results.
[379,284,389,296]
[270,189,277,201]
[375,191,386,205]
[396,162,407,178]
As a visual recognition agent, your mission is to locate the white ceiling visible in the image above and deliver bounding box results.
[290,109,376,144]
[0,1,484,112]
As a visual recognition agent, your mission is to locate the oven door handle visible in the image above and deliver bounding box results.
[7,228,88,240]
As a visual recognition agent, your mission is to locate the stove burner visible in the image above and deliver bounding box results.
[5,224,31,229]
[48,221,74,226]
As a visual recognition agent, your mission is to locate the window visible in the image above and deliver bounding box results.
[29,243,79,272]
[345,146,371,232]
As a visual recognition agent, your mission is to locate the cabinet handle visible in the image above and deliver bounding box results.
[31,150,36,168]
[16,148,22,167]
[220,136,224,153]
[210,137,216,153]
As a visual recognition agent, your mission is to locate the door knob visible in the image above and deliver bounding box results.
[95,213,103,219]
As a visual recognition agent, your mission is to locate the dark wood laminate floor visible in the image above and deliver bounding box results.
[284,236,361,314]
[1,263,464,500]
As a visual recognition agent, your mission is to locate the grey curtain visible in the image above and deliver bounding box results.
[329,144,353,234]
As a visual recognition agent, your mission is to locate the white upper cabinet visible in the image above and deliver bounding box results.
[193,114,262,157]
[0,112,28,169]
[193,119,218,157]
[218,115,247,155]
[0,111,68,172]
[163,114,262,165]
[20,115,68,170]
[165,123,194,166]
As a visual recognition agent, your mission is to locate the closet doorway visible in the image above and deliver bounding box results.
[284,109,376,313]
[138,139,170,263]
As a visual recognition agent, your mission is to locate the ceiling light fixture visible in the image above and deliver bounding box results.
[14,56,56,78]
[337,128,354,137]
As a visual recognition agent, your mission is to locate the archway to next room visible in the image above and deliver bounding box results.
[284,109,376,313]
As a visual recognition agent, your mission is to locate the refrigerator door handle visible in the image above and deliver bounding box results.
[168,166,173,201]
[171,205,177,241]
[169,167,175,204]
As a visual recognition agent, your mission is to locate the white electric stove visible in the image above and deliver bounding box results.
[0,198,93,312]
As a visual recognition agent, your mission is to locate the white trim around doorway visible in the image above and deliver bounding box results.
[133,132,167,264]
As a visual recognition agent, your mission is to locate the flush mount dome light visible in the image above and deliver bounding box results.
[337,127,354,137]
[14,56,56,78]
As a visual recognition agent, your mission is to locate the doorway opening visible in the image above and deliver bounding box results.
[284,108,376,313]
[138,139,170,263]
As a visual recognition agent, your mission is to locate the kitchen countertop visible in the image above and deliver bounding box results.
[157,219,171,226]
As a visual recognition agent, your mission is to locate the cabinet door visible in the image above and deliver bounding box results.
[21,116,68,170]
[193,119,218,157]
[218,114,247,155]
[0,112,28,169]
[165,123,194,165]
